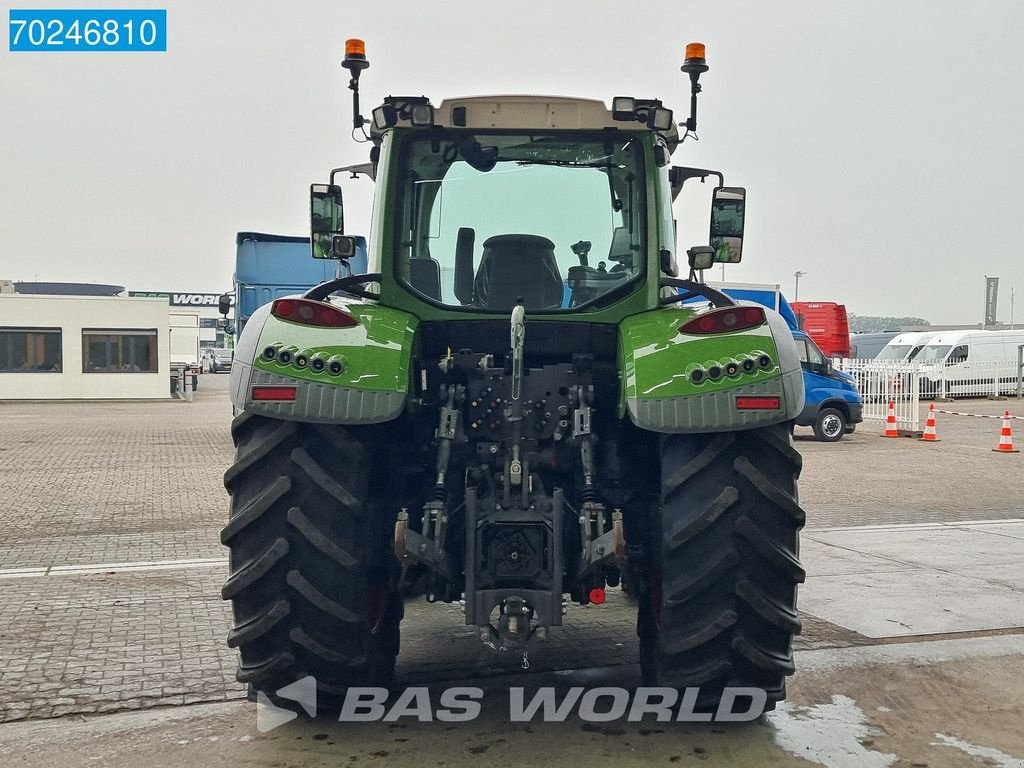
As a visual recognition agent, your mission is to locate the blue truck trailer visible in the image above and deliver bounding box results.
[686,283,863,441]
[232,232,368,340]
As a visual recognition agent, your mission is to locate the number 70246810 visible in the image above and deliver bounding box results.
[9,9,166,52]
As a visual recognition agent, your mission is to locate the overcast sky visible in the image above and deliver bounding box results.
[2,0,1022,323]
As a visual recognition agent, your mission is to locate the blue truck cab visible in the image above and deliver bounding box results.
[686,283,863,442]
[791,328,863,441]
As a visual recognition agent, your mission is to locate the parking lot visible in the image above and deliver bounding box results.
[1,375,1022,767]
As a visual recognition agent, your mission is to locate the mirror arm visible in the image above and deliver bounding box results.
[303,273,382,302]
[670,167,724,201]
[329,163,374,185]
[659,278,737,307]
[660,290,700,306]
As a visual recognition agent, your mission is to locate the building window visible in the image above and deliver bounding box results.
[82,329,158,373]
[199,318,219,329]
[0,328,63,372]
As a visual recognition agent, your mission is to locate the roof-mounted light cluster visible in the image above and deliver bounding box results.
[611,97,674,131]
[372,96,435,130]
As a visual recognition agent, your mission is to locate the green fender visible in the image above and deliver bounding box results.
[228,299,418,423]
[619,305,804,433]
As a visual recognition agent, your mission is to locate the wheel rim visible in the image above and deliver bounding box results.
[822,414,842,438]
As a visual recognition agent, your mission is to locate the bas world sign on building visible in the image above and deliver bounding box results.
[129,291,234,308]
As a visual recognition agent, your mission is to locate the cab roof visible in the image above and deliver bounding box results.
[377,95,680,142]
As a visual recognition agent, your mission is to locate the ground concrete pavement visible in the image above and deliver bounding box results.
[1,636,1022,768]
[0,375,1022,766]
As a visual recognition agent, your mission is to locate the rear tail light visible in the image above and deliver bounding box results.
[251,385,298,402]
[680,306,766,335]
[271,298,358,328]
[735,395,781,410]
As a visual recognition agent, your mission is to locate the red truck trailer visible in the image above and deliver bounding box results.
[792,301,851,358]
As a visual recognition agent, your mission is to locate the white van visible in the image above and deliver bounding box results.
[849,332,899,360]
[917,330,1024,396]
[875,331,937,363]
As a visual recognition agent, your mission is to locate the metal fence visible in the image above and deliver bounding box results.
[838,359,921,431]
[837,358,1024,430]
[920,360,1024,399]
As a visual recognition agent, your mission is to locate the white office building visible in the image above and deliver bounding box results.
[0,294,171,399]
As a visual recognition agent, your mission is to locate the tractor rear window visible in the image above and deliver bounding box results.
[393,131,646,312]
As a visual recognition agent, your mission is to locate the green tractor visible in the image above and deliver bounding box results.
[222,40,806,711]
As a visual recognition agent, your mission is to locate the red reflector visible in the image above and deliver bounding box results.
[589,588,606,605]
[735,396,781,410]
[251,385,298,402]
[271,298,358,328]
[680,306,766,335]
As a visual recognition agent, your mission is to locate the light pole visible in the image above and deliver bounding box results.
[794,271,806,302]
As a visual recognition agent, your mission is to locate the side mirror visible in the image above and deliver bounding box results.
[217,293,231,316]
[686,246,715,272]
[709,186,746,264]
[310,183,344,260]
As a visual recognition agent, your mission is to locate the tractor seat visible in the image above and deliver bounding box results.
[473,234,563,310]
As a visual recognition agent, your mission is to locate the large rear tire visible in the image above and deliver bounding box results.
[221,413,401,705]
[639,423,805,711]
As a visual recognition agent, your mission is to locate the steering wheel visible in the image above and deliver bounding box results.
[659,277,737,308]
[302,273,382,302]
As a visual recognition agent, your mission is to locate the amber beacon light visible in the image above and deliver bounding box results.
[342,38,371,131]
[684,42,707,65]
[680,41,709,134]
[344,38,366,62]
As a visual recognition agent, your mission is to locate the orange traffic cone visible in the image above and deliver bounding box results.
[992,411,1019,453]
[882,401,900,438]
[920,403,940,442]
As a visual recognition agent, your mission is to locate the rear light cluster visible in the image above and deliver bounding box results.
[689,353,773,385]
[679,306,766,335]
[271,298,358,328]
[262,344,346,376]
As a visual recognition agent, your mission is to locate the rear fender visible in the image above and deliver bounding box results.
[620,304,804,432]
[229,299,417,423]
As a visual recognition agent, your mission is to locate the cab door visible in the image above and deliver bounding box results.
[798,336,835,406]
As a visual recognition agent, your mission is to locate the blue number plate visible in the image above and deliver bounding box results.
[9,9,167,52]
